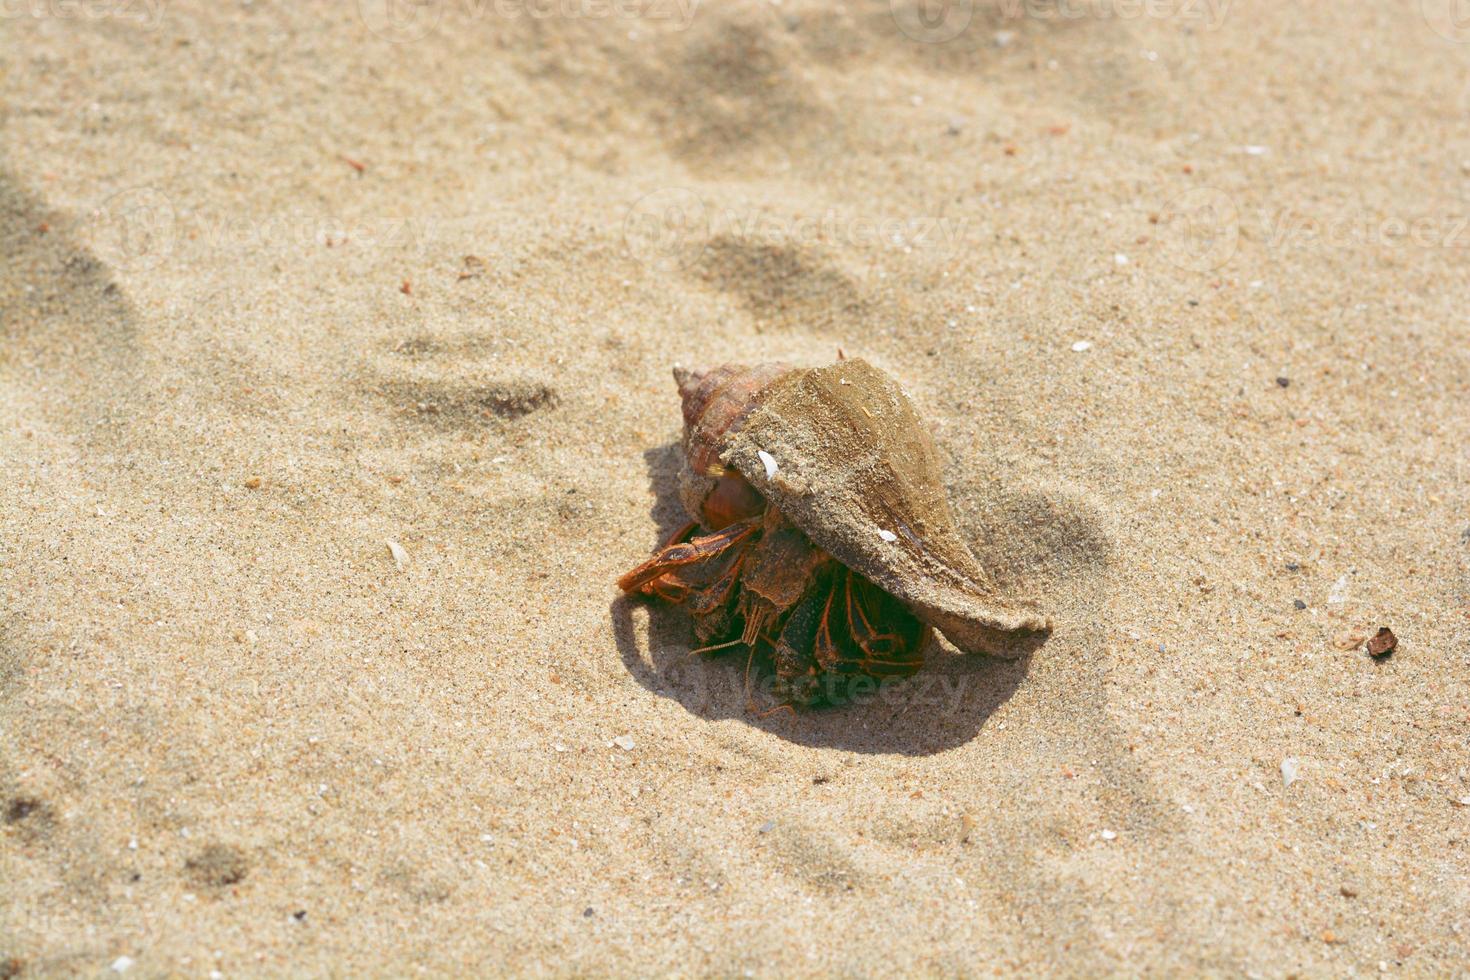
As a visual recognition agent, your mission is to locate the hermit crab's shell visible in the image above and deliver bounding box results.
[674,359,1050,656]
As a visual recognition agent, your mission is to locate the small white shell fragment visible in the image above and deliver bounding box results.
[1113,253,1129,266]
[1099,829,1117,841]
[111,958,135,974]
[757,449,779,479]
[1281,757,1300,787]
[386,539,408,569]
[877,528,898,543]
[1071,341,1092,352]
[1327,574,1349,605]
[612,734,635,751]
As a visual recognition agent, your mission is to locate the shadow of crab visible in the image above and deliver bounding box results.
[611,443,1042,755]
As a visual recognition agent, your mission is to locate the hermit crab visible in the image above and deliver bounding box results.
[618,358,1049,707]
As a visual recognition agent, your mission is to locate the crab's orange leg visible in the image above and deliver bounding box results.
[646,539,748,613]
[806,568,926,679]
[656,519,699,551]
[811,573,847,673]
[688,544,747,616]
[616,519,759,595]
[839,572,927,678]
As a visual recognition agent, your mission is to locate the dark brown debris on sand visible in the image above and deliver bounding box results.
[1366,627,1398,659]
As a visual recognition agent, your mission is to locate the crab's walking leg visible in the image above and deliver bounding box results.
[656,519,698,551]
[841,572,928,678]
[767,581,828,706]
[616,519,759,595]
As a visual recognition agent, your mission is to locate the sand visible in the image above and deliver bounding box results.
[2,1,1468,974]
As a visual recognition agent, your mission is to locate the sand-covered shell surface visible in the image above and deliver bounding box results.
[691,359,1047,651]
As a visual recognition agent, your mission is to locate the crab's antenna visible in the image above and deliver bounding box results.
[743,645,760,713]
[687,639,743,657]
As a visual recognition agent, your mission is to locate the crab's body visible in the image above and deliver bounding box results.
[618,358,1048,706]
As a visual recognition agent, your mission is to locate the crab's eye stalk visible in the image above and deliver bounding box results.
[700,471,764,530]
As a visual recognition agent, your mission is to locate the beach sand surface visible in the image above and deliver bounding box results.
[2,1,1468,974]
